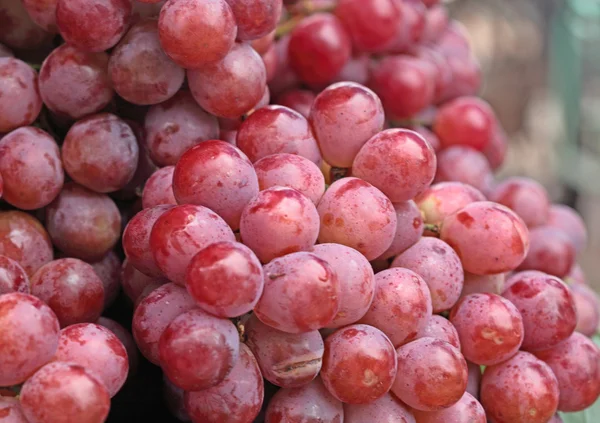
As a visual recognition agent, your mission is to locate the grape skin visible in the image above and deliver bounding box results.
[0,396,28,423]
[489,177,550,228]
[0,0,52,50]
[142,166,177,209]
[344,393,415,423]
[547,204,588,254]
[22,0,58,32]
[225,0,282,41]
[120,259,167,304]
[411,392,486,423]
[466,361,482,399]
[0,58,42,133]
[378,201,424,260]
[517,226,576,278]
[275,89,315,118]
[417,315,461,349]
[461,271,505,297]
[89,251,121,308]
[571,284,600,337]
[0,254,30,295]
[434,146,494,194]
[97,317,140,378]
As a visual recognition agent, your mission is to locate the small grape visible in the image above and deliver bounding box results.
[571,284,600,337]
[89,251,121,308]
[0,255,30,295]
[225,0,281,40]
[275,89,315,118]
[434,146,494,194]
[0,396,28,422]
[97,317,140,377]
[489,177,550,228]
[461,271,505,297]
[0,0,51,50]
[142,166,177,209]
[344,393,415,423]
[517,226,575,278]
[0,58,42,133]
[417,315,460,349]
[547,204,588,254]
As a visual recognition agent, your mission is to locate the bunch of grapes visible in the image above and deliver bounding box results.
[0,0,599,422]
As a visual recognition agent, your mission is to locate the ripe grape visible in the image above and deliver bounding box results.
[239,187,320,263]
[517,226,575,278]
[132,283,197,364]
[410,47,451,102]
[149,204,235,285]
[97,317,139,377]
[0,58,42,133]
[378,201,424,260]
[89,251,121,308]
[251,30,275,55]
[0,0,51,50]
[392,337,468,411]
[38,44,114,120]
[344,393,415,423]
[22,0,58,32]
[418,315,461,349]
[226,0,281,40]
[30,258,105,327]
[46,183,122,262]
[321,324,397,404]
[0,127,63,210]
[484,125,508,170]
[142,166,177,209]
[184,343,264,423]
[188,42,266,118]
[450,293,524,365]
[440,201,530,275]
[534,332,600,412]
[120,259,167,304]
[391,237,463,313]
[275,89,315,118]
[547,204,588,254]
[0,293,60,386]
[481,351,559,423]
[237,105,321,164]
[571,284,600,336]
[185,241,264,318]
[144,90,219,167]
[467,361,482,399]
[392,0,427,51]
[54,323,129,397]
[434,146,494,194]
[0,255,29,295]
[172,140,259,230]
[255,252,340,333]
[0,397,28,422]
[412,392,486,423]
[20,362,110,423]
[461,271,505,296]
[489,177,550,228]
[435,22,471,58]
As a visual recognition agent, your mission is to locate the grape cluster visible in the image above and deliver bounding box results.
[0,0,599,423]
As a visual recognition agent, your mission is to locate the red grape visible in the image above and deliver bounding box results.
[121,259,167,304]
[547,203,588,254]
[517,226,575,278]
[251,29,275,55]
[225,0,281,40]
[450,293,524,365]
[188,42,266,118]
[89,251,121,308]
[20,362,110,423]
[0,293,60,386]
[434,146,494,194]
[410,47,451,103]
[481,351,559,423]
[0,255,29,295]
[97,317,139,377]
[0,58,42,133]
[392,337,468,411]
[435,22,471,58]
[39,44,114,120]
[22,0,58,32]
[571,284,600,337]
[184,343,264,423]
[0,0,51,50]
[142,166,177,209]
[394,0,427,51]
[344,393,415,423]
[440,201,530,275]
[0,397,28,422]
[0,127,63,210]
[489,177,550,228]
[466,361,482,399]
[461,271,505,297]
[255,252,340,333]
[417,315,460,349]
[332,54,370,85]
[567,262,587,285]
[275,89,315,118]
[484,125,508,170]
[412,125,441,152]
[412,392,485,423]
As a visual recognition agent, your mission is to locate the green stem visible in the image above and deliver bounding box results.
[424,223,441,236]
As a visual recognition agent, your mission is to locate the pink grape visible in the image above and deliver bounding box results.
[184,343,264,423]
[225,0,281,40]
[571,284,600,336]
[379,201,424,260]
[120,259,167,304]
[391,237,463,313]
[392,337,468,411]
[173,140,259,230]
[517,226,575,278]
[489,177,550,228]
[188,42,266,118]
[344,393,415,423]
[0,255,29,295]
[434,146,494,194]
[142,166,177,209]
[0,58,42,133]
[0,127,63,210]
[461,271,505,296]
[450,293,524,365]
[412,392,485,423]
[483,125,509,170]
[501,271,576,351]
[276,89,315,118]
[481,351,559,423]
[255,252,340,333]
[412,125,441,152]
[534,332,600,412]
[332,53,370,85]
[440,201,530,275]
[20,362,110,423]
[239,187,320,263]
[22,0,58,32]
[185,241,264,318]
[0,0,51,50]
[417,315,460,349]
[97,317,139,377]
[321,324,397,404]
[0,397,28,422]
[547,204,588,253]
[89,251,121,308]
[54,323,129,397]
[0,293,60,386]
[467,361,482,399]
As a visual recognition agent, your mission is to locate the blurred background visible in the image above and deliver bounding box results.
[449,0,600,290]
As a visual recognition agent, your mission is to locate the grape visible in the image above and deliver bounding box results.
[245,313,324,388]
[534,332,600,412]
[0,255,29,295]
[239,187,320,263]
[97,317,139,377]
[317,177,397,260]
[172,140,259,230]
[30,258,105,327]
[0,0,51,50]
[422,4,448,42]
[369,55,435,119]
[253,85,271,109]
[461,271,505,296]
[332,54,370,85]
[484,125,508,170]
[288,13,352,87]
[265,378,344,422]
[237,105,321,164]
[412,125,441,152]
[571,284,600,336]
[481,351,559,423]
[0,397,28,422]
[344,393,415,423]
[254,153,326,205]
[353,129,436,202]
[149,204,235,285]
[450,293,524,365]
[261,43,278,83]
[412,392,485,423]
[567,263,586,285]
[163,376,190,422]
[517,226,575,278]
[415,182,485,230]
[489,177,550,228]
[144,90,219,167]
[185,241,264,318]
[46,183,122,261]
[54,323,129,397]
[225,0,281,41]
[434,146,494,194]
[251,29,275,55]
[0,293,60,386]
[392,337,468,411]
[132,283,197,364]
[391,237,463,313]
[109,19,185,105]
[159,308,239,391]
[396,0,428,50]
[466,361,481,399]
[38,44,114,121]
[378,201,424,260]
[547,204,588,254]
[440,201,530,275]
[501,271,576,351]
[435,22,471,58]
[62,113,139,193]
[20,362,110,423]
[0,127,63,210]
[418,315,460,349]
[275,89,315,118]
[321,324,397,404]
[184,343,264,423]
[120,259,167,304]
[0,211,53,276]
[410,47,451,103]
[142,166,177,209]
[255,252,340,333]
[89,251,121,308]
[22,0,58,32]
[0,58,42,133]
[359,268,432,347]
[549,414,565,423]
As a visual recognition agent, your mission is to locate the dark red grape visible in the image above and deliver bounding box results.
[0,58,42,133]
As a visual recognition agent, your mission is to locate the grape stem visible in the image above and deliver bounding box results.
[236,320,246,343]
[275,1,336,38]
[424,223,441,235]
[330,167,348,183]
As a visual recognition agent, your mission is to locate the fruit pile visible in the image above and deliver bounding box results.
[0,0,598,422]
